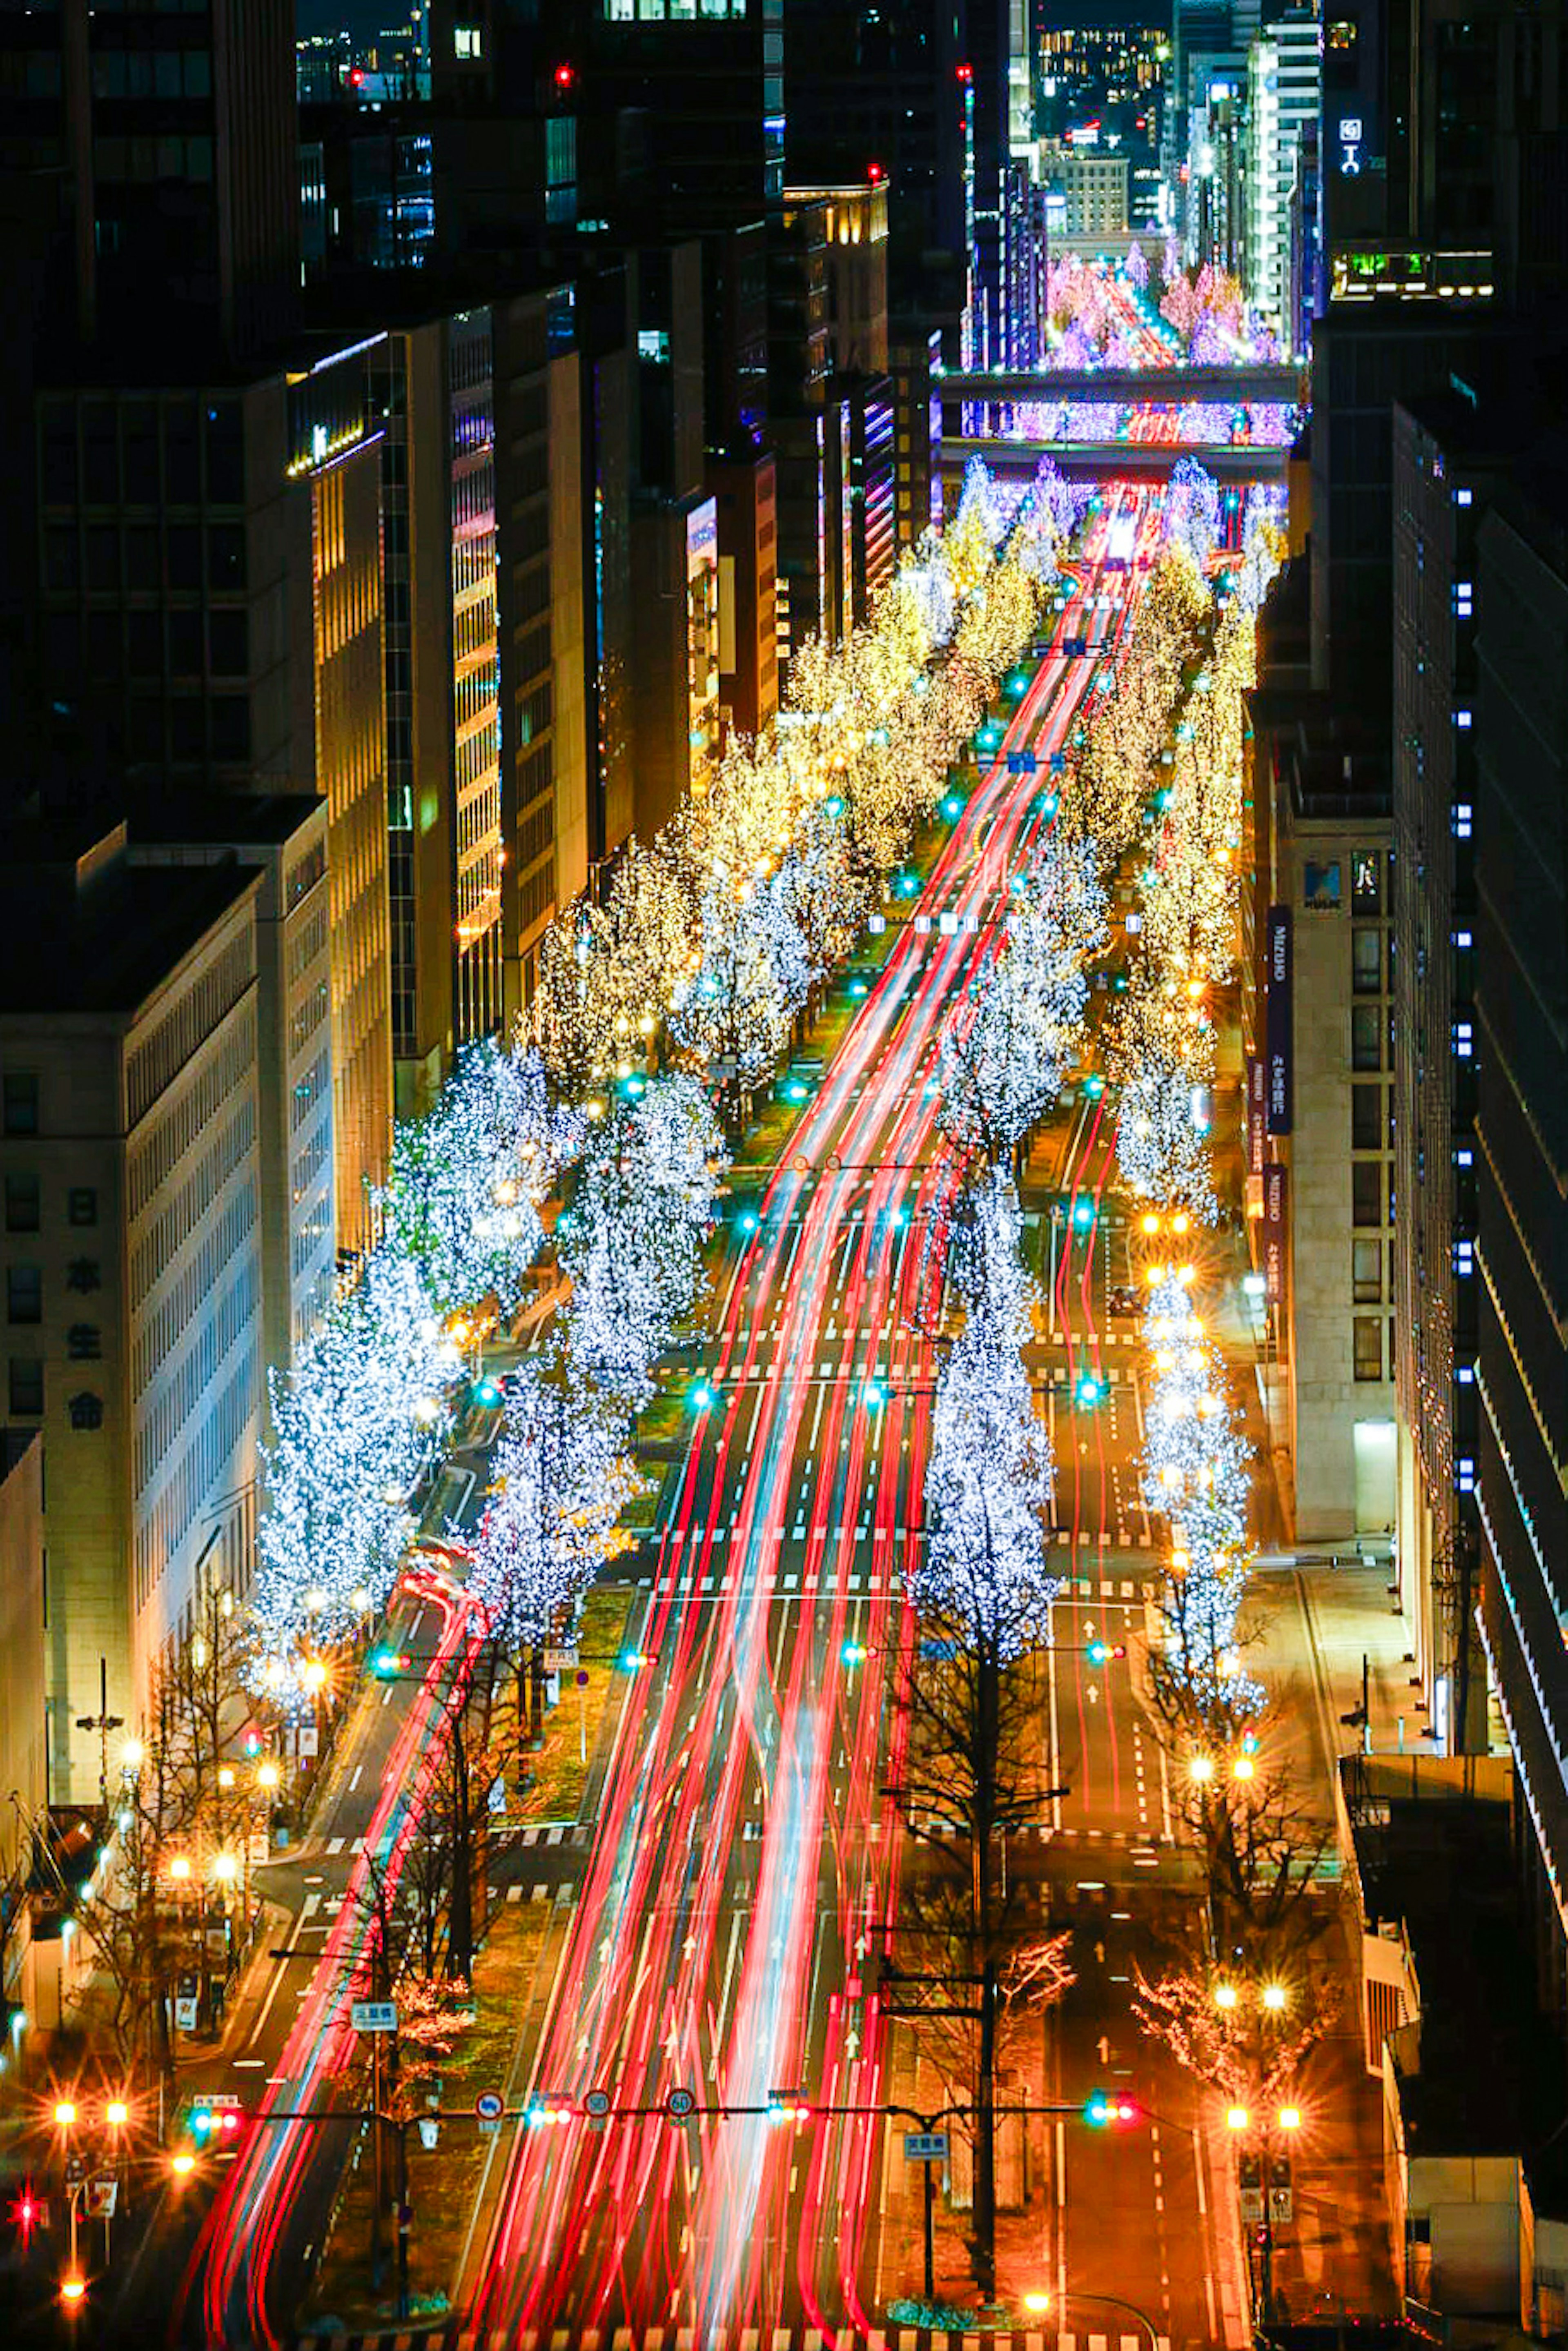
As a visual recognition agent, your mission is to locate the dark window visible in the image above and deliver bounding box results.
[203,403,244,502]
[82,406,119,503]
[67,1188,97,1228]
[66,1257,102,1294]
[1352,928,1383,993]
[163,405,200,501]
[123,404,158,498]
[125,527,160,590]
[169,698,204,759]
[167,525,201,589]
[4,1176,39,1234]
[1352,1238,1381,1304]
[68,1392,104,1432]
[1352,1163,1382,1226]
[207,525,245,589]
[128,611,162,675]
[1351,1085,1381,1151]
[44,529,78,592]
[87,612,122,678]
[86,529,120,592]
[210,696,250,763]
[66,1324,101,1362]
[1351,1006,1382,1070]
[8,1360,42,1418]
[167,609,202,675]
[3,1075,39,1136]
[208,610,247,676]
[7,1266,41,1325]
[1353,1316,1382,1380]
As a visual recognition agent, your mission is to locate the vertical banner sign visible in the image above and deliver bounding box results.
[1246,1056,1267,1177]
[1266,906,1293,1135]
[1263,1164,1287,1305]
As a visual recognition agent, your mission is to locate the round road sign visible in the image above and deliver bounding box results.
[665,2087,696,2122]
[474,2091,504,2123]
[791,1153,810,1176]
[585,2090,611,2119]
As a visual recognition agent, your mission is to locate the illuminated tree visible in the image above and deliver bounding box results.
[559,1073,724,1413]
[471,1361,637,1748]
[938,838,1106,1166]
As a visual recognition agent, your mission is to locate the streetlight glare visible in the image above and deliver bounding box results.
[1263,1982,1287,2010]
[105,2099,129,2128]
[1278,2105,1302,2131]
[1189,1753,1215,1781]
[1225,2105,1250,2131]
[53,2099,77,2128]
[1214,1981,1238,2009]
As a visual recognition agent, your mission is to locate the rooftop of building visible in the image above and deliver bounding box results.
[0,821,256,1019]
[1342,1757,1565,2172]
[125,790,324,851]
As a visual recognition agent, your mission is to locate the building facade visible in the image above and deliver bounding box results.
[1245,11,1320,350]
[127,795,336,1384]
[0,828,264,1800]
[1472,488,1568,2014]
[286,345,393,1257]
[1391,396,1494,1748]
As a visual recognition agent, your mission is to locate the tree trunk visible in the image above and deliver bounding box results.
[448,1711,474,1982]
[972,1644,1000,2303]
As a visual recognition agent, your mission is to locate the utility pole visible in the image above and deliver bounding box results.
[75,1655,124,1810]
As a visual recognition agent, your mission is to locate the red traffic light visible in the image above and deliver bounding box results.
[554,60,576,89]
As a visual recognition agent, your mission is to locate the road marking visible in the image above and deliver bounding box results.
[325,1836,345,1856]
[348,1763,363,1792]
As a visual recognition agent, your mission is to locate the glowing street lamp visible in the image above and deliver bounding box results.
[1225,2105,1250,2131]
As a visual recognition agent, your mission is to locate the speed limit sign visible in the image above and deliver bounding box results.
[791,1153,810,1176]
[665,2087,696,2124]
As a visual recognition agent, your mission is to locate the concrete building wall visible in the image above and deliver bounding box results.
[0,872,265,1799]
[307,436,392,1256]
[1282,813,1398,1540]
[549,347,590,922]
[0,1436,46,1835]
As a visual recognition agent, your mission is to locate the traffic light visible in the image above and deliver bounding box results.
[618,1647,656,1673]
[1082,1072,1105,1098]
[474,1376,501,1408]
[1085,1638,1126,1667]
[842,1640,869,1668]
[1076,1374,1104,1408]
[1084,2091,1138,2125]
[864,1376,886,1410]
[766,2088,811,2125]
[1071,1198,1095,1231]
[370,1647,410,1677]
[690,1379,715,1413]
[525,2093,577,2128]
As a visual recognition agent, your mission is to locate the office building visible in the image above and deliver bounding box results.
[1189,80,1248,279]
[127,794,336,1383]
[27,347,393,1257]
[1390,393,1506,1750]
[1472,479,1568,2013]
[496,287,590,1015]
[707,447,780,745]
[0,825,264,1801]
[0,1435,46,2033]
[287,344,393,1255]
[1245,10,1320,350]
[1042,143,1129,239]
[0,0,298,364]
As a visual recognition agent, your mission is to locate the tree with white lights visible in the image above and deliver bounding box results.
[1166,456,1223,573]
[903,1167,1057,2302]
[253,1253,459,1671]
[938,838,1106,1168]
[471,1360,638,1752]
[378,1039,563,1319]
[559,1073,724,1414]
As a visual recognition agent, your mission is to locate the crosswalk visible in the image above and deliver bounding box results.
[630,1554,1159,1593]
[294,2332,1172,2351]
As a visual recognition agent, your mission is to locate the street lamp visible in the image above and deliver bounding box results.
[1226,2105,1250,2131]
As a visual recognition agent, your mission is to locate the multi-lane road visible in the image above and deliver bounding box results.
[160,487,1263,2351]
